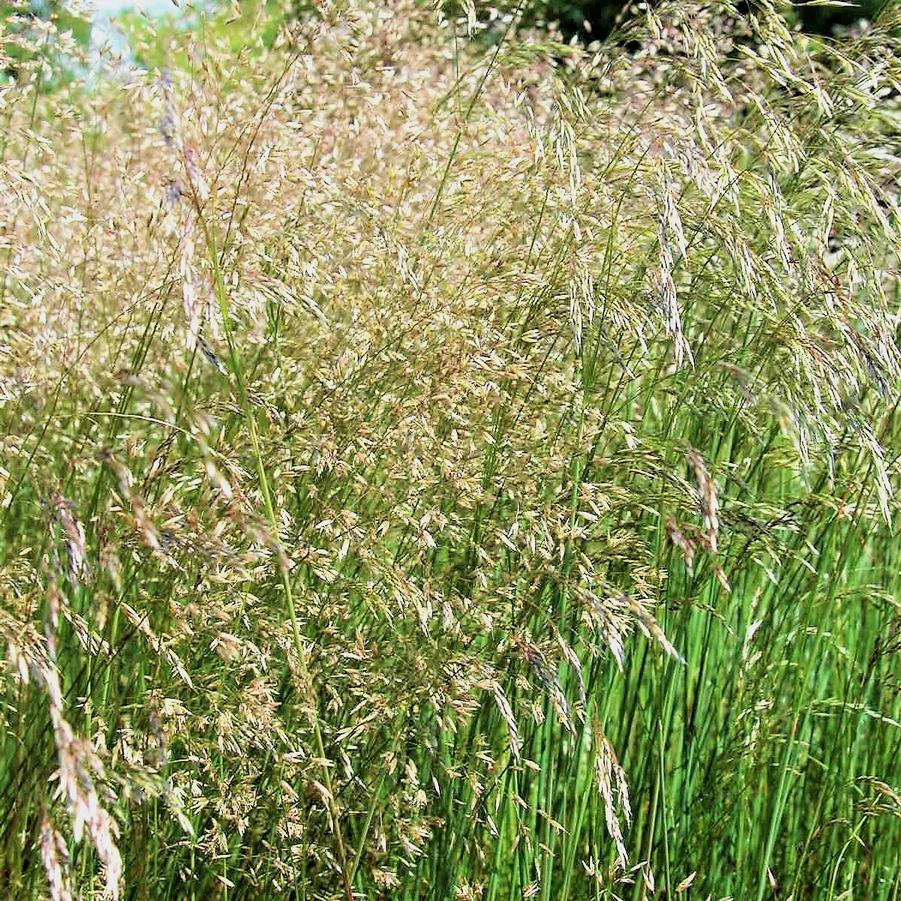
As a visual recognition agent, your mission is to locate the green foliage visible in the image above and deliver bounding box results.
[115,0,294,72]
[0,0,91,84]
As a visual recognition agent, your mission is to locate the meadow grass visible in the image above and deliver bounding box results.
[0,1,899,898]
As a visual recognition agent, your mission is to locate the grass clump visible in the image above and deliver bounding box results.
[0,1,899,898]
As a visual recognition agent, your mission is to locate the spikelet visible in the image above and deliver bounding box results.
[627,596,686,665]
[653,203,693,368]
[39,593,122,899]
[686,448,720,554]
[492,682,521,762]
[102,451,169,562]
[665,516,696,573]
[592,722,631,870]
[513,636,575,735]
[40,815,73,901]
[50,493,87,586]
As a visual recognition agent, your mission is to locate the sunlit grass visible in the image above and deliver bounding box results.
[0,1,899,898]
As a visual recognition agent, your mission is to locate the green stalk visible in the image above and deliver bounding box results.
[189,174,354,901]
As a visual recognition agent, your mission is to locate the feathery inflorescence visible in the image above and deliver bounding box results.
[0,0,899,897]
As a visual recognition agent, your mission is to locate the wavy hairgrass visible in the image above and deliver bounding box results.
[0,1,899,898]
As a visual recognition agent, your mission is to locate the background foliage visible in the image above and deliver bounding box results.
[534,0,890,37]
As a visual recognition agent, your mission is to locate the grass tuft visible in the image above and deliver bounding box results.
[0,1,899,898]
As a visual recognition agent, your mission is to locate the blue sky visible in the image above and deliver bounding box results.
[88,0,186,59]
[91,0,175,10]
